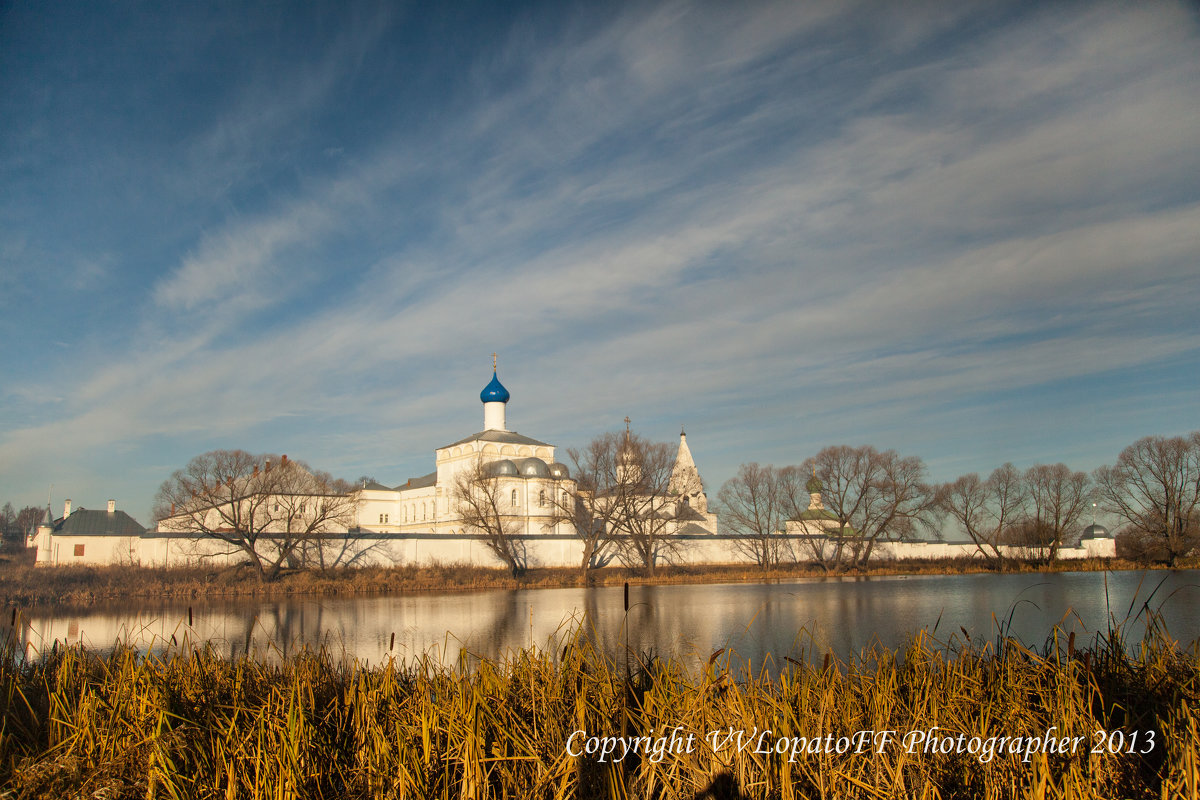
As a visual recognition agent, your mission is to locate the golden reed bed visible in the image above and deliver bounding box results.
[2,619,1198,799]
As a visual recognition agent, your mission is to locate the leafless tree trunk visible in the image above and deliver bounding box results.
[717,463,787,569]
[596,428,682,576]
[153,450,358,581]
[808,445,934,568]
[558,434,622,574]
[452,457,527,577]
[936,463,1027,567]
[1094,433,1200,565]
[1023,463,1092,563]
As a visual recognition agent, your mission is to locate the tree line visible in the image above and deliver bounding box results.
[17,428,1198,580]
[716,431,1200,571]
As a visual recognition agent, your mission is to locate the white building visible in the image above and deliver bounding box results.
[33,367,722,569]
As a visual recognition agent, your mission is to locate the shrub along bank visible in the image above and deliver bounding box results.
[2,556,1182,608]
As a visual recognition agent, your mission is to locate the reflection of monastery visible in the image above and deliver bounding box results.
[31,369,1114,568]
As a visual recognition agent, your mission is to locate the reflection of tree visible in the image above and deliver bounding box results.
[482,590,526,652]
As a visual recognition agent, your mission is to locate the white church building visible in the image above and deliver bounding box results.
[33,367,730,569]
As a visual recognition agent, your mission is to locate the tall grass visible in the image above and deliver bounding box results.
[1,619,1197,799]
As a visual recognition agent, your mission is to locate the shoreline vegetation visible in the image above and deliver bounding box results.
[1,553,1197,609]
[2,619,1197,798]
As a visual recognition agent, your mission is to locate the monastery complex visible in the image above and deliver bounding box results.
[30,368,1114,568]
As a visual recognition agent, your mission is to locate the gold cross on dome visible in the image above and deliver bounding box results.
[492,352,497,370]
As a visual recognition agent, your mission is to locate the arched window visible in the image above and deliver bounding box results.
[511,489,518,506]
[539,489,546,507]
[421,502,426,521]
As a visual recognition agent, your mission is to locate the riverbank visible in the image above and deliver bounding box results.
[2,555,1192,608]
[2,622,1196,798]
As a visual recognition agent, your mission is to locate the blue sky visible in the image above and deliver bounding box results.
[2,1,1198,524]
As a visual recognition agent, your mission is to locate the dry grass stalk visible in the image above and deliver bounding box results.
[0,619,1196,798]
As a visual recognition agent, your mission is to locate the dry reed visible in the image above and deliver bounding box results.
[1,618,1197,799]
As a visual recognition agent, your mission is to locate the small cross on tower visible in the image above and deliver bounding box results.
[492,352,497,371]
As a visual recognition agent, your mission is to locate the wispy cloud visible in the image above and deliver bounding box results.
[2,1,1198,518]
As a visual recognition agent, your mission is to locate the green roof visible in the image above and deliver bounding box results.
[794,508,839,522]
[53,509,146,537]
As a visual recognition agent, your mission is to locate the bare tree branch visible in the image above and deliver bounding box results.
[452,456,528,577]
[1094,433,1200,565]
[717,463,788,569]
[153,451,358,580]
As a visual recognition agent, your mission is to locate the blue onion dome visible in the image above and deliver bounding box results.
[548,462,570,479]
[520,458,551,478]
[480,371,510,403]
[486,460,519,477]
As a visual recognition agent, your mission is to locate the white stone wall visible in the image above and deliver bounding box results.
[34,529,1117,570]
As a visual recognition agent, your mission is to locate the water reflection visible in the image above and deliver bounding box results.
[12,570,1200,673]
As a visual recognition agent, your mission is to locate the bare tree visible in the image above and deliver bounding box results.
[717,463,788,570]
[1021,463,1092,563]
[936,463,1027,567]
[14,505,44,546]
[0,503,15,546]
[452,457,527,577]
[153,450,359,581]
[558,433,622,574]
[1094,433,1200,565]
[595,428,682,576]
[807,445,934,568]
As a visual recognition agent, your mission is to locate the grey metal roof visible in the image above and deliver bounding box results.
[442,429,552,449]
[397,471,437,490]
[53,509,146,537]
[359,481,393,491]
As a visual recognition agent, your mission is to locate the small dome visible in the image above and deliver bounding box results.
[480,371,510,403]
[1080,523,1110,540]
[520,458,551,478]
[486,459,519,477]
[806,472,823,494]
[548,462,570,479]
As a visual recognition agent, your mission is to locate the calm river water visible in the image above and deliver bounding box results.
[15,570,1200,671]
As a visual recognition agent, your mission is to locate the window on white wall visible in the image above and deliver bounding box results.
[511,489,518,506]
[539,490,546,507]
